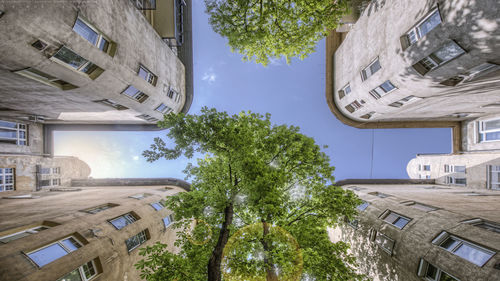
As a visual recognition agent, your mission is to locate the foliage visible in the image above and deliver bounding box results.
[205,0,350,65]
[137,108,364,280]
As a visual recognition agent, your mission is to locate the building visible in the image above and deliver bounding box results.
[325,0,500,153]
[0,178,190,281]
[407,152,500,190]
[329,180,500,281]
[0,0,194,154]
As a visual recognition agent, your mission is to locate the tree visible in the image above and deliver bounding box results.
[205,0,350,65]
[136,108,364,280]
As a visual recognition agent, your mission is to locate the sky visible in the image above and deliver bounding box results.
[54,1,451,181]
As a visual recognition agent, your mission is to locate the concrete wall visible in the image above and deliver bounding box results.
[0,155,91,194]
[407,153,500,189]
[0,118,44,154]
[330,0,500,123]
[330,183,500,281]
[0,0,187,124]
[0,184,186,281]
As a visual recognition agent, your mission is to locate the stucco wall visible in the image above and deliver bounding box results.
[0,0,186,124]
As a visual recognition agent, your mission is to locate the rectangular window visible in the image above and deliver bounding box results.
[361,58,381,81]
[52,178,61,186]
[163,214,174,229]
[375,232,395,255]
[461,219,500,234]
[347,218,359,229]
[52,167,61,174]
[441,63,500,86]
[138,65,157,85]
[360,111,376,120]
[487,165,500,190]
[423,165,431,171]
[155,103,173,114]
[129,193,152,200]
[0,225,51,243]
[369,192,391,198]
[73,17,112,53]
[432,232,495,266]
[453,166,466,173]
[369,80,397,99]
[406,8,442,45]
[14,68,77,90]
[401,201,437,212]
[0,168,15,192]
[94,99,129,110]
[338,84,351,99]
[51,46,102,78]
[125,230,148,252]
[413,41,465,75]
[380,210,411,229]
[345,100,363,113]
[27,236,82,267]
[478,119,500,142]
[388,95,420,108]
[151,202,164,211]
[417,259,460,281]
[357,201,370,211]
[122,85,149,103]
[132,0,157,10]
[444,164,450,173]
[446,176,466,185]
[136,114,159,123]
[109,213,138,230]
[0,120,27,146]
[81,203,118,214]
[57,260,98,281]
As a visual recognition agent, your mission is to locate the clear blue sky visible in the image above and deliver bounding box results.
[55,2,451,181]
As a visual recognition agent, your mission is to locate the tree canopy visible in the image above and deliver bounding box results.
[136,108,364,281]
[205,0,350,65]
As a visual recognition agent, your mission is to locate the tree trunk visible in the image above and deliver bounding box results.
[261,221,279,281]
[207,203,234,281]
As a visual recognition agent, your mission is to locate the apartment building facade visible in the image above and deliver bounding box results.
[0,179,190,281]
[330,180,500,281]
[325,0,500,153]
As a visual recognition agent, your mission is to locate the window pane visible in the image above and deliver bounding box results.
[53,47,88,69]
[98,38,109,51]
[426,263,438,279]
[82,261,96,278]
[483,119,500,131]
[151,203,163,211]
[163,216,172,227]
[383,212,399,224]
[370,59,381,75]
[0,121,17,128]
[380,81,395,92]
[418,10,441,38]
[57,269,83,281]
[0,231,31,243]
[440,271,458,281]
[485,132,500,141]
[73,19,99,45]
[110,216,134,230]
[440,237,460,251]
[357,202,369,211]
[454,243,493,266]
[126,235,140,251]
[138,67,149,81]
[393,217,409,229]
[123,86,139,97]
[61,238,81,252]
[433,42,465,63]
[29,244,68,267]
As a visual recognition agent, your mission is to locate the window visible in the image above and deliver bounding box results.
[0,168,14,192]
[418,259,460,281]
[151,202,164,211]
[52,178,61,186]
[51,46,103,78]
[94,99,129,110]
[440,63,500,86]
[0,120,27,145]
[375,232,395,255]
[413,41,465,75]
[338,84,351,99]
[357,201,370,211]
[167,89,181,103]
[478,119,500,142]
[155,103,173,114]
[453,166,466,173]
[138,65,157,85]
[444,164,450,173]
[73,17,112,53]
[432,231,495,266]
[81,203,118,214]
[132,0,157,10]
[347,186,365,191]
[347,218,359,229]
[425,175,431,179]
[136,114,159,122]
[129,193,152,200]
[163,214,174,228]
[461,219,500,234]
[361,58,381,81]
[31,39,47,51]
[423,165,431,171]
[487,165,500,190]
[405,8,441,46]
[126,230,148,252]
[27,236,82,267]
[345,100,363,113]
[360,111,376,120]
[14,68,77,90]
[0,224,52,243]
[401,201,437,212]
[52,167,61,174]
[380,210,411,229]
[39,167,52,174]
[388,96,421,108]
[369,192,391,198]
[57,260,98,281]
[369,80,397,99]
[122,85,149,103]
[109,213,138,230]
[446,176,466,185]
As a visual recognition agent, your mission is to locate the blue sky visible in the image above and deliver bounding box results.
[55,1,451,181]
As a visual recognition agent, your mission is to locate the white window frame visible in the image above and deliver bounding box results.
[50,46,99,76]
[417,259,460,281]
[380,210,411,229]
[369,80,397,99]
[401,201,437,212]
[406,8,442,45]
[14,68,76,90]
[125,230,148,252]
[478,119,500,143]
[163,214,174,229]
[73,16,111,53]
[388,95,421,108]
[58,260,98,281]
[423,165,431,171]
[138,64,157,85]
[487,165,500,190]
[155,103,173,114]
[446,176,466,186]
[0,168,15,192]
[432,231,495,267]
[361,57,381,81]
[150,202,164,211]
[108,213,138,230]
[122,85,149,103]
[374,232,395,255]
[414,41,465,75]
[0,120,27,146]
[461,218,500,234]
[136,114,159,123]
[0,225,50,243]
[338,83,351,99]
[26,236,83,267]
